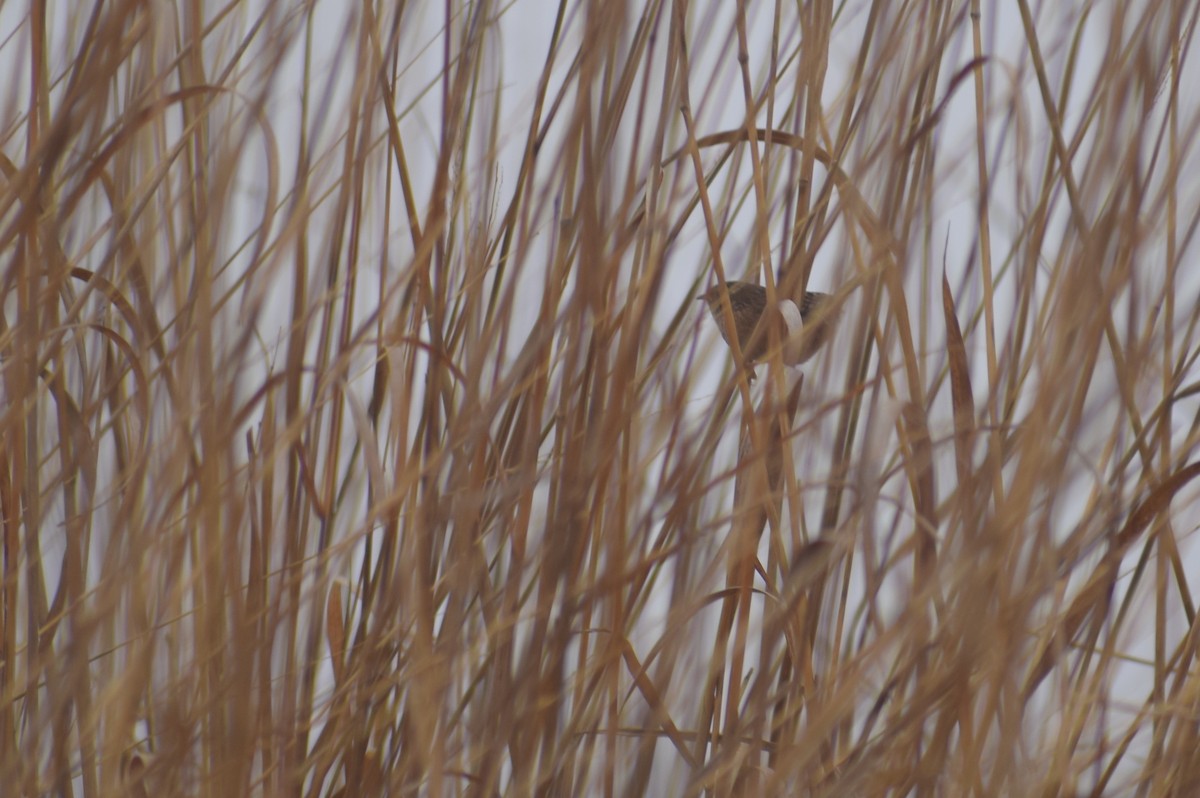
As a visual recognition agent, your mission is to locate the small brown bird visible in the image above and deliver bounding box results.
[698,281,838,374]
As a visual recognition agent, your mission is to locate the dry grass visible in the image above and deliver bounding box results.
[2,0,1200,795]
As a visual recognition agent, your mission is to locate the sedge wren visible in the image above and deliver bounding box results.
[698,281,838,375]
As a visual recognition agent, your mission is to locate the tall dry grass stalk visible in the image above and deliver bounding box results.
[1,0,1199,795]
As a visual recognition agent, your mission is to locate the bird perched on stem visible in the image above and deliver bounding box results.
[698,280,838,377]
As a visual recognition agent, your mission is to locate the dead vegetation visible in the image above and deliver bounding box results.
[1,0,1199,795]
